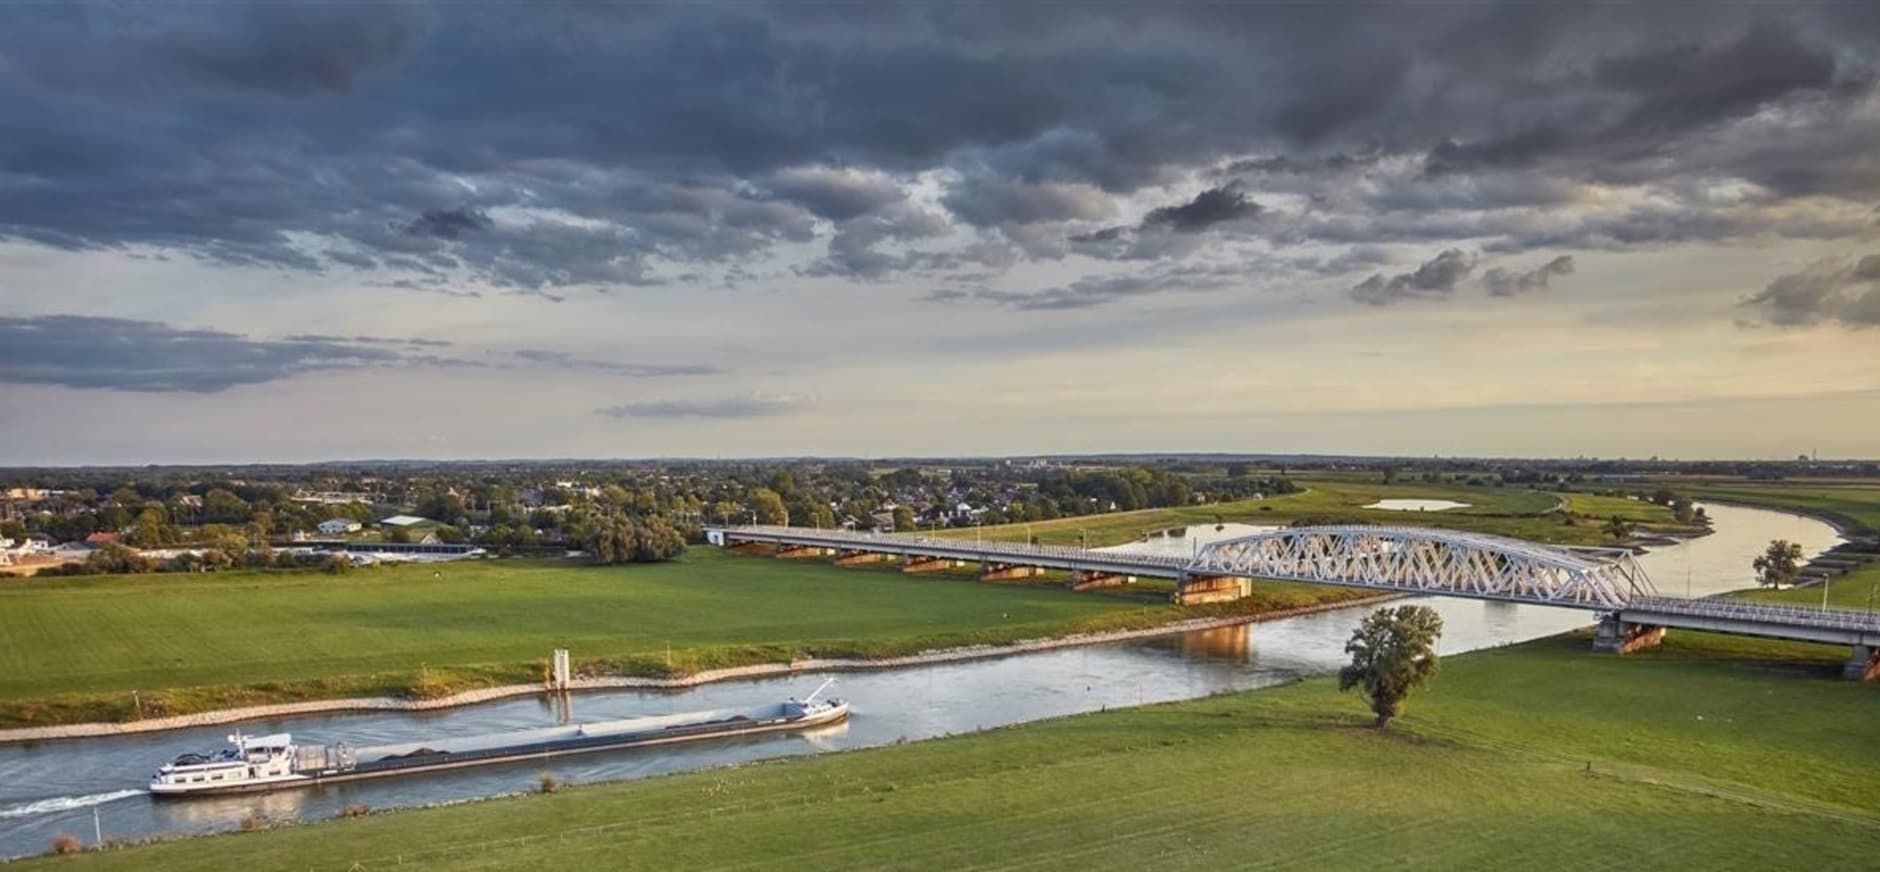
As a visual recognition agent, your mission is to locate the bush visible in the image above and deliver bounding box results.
[537,772,561,794]
[49,833,82,855]
[342,803,370,818]
[239,811,269,831]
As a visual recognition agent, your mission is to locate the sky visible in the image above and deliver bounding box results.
[2,1,1879,465]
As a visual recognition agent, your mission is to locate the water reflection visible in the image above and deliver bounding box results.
[0,501,1841,858]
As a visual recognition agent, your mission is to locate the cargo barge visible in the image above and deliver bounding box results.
[149,684,847,797]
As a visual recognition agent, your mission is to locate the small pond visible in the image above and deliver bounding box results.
[1363,499,1472,512]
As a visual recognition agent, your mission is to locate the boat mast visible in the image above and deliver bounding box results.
[803,678,836,704]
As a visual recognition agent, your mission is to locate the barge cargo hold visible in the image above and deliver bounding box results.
[149,688,848,797]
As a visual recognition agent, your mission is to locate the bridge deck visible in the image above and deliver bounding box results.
[710,525,1880,649]
[714,525,1190,577]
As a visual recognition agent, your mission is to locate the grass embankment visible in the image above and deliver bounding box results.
[949,478,1682,548]
[32,632,1879,870]
[0,549,1370,729]
[1666,480,1880,533]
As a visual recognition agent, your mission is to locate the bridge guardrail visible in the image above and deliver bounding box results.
[1626,595,1880,633]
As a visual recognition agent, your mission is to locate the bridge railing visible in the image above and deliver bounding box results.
[1626,595,1880,633]
[713,525,1194,569]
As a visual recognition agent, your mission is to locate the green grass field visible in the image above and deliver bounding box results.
[32,631,1878,871]
[951,478,1674,548]
[0,549,1373,728]
[1669,481,1880,532]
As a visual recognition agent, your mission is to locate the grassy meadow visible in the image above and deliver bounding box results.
[1667,480,1880,533]
[28,631,1878,871]
[0,548,1377,728]
[948,477,1681,548]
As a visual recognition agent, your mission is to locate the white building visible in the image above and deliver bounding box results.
[317,518,363,536]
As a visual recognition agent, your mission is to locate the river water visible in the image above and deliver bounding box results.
[0,502,1842,858]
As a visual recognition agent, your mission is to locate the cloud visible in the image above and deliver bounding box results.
[941,178,1114,227]
[0,3,1876,295]
[1351,249,1477,305]
[513,349,720,377]
[1483,255,1575,296]
[926,263,1243,311]
[1741,254,1880,327]
[596,393,808,419]
[0,315,459,392]
[765,167,906,222]
[400,207,494,240]
[283,333,454,347]
[1141,183,1262,233]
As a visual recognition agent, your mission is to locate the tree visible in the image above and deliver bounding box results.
[1601,515,1634,543]
[1671,497,1696,524]
[1753,539,1804,589]
[892,505,915,532]
[750,488,788,525]
[1338,605,1444,728]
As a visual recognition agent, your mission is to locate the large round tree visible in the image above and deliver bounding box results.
[1339,604,1444,728]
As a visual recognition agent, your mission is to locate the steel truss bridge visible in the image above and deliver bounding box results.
[709,524,1880,676]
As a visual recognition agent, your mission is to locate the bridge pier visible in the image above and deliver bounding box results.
[1069,570,1135,591]
[1174,574,1251,606]
[833,550,894,566]
[980,562,1043,582]
[1593,614,1665,654]
[1844,645,1880,681]
[776,545,830,560]
[902,555,965,574]
[727,540,774,555]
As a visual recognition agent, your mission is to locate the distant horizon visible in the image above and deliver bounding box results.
[3,449,1874,472]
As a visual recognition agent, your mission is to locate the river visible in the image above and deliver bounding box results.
[0,502,1843,858]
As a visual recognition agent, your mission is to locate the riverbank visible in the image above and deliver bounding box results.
[0,593,1398,743]
[23,629,1875,870]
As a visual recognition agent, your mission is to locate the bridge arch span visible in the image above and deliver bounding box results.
[1186,526,1653,609]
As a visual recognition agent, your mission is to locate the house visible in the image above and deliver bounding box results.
[84,531,119,546]
[378,515,431,528]
[317,518,362,536]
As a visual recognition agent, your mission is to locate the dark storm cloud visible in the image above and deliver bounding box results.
[595,395,807,419]
[1483,255,1575,297]
[513,349,720,377]
[400,207,494,240]
[1741,254,1880,327]
[1425,23,1854,176]
[0,2,1877,295]
[0,315,436,392]
[1141,183,1262,233]
[1351,249,1477,306]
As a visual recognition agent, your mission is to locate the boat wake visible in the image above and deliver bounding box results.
[0,790,143,820]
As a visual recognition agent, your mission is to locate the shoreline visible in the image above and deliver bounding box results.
[0,593,1402,744]
[1685,496,1866,540]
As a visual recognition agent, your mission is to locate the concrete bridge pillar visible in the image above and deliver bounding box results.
[1069,570,1135,591]
[834,550,894,566]
[1844,645,1880,681]
[903,555,965,574]
[1593,614,1665,654]
[1174,574,1251,606]
[980,562,1043,582]
[776,544,830,560]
